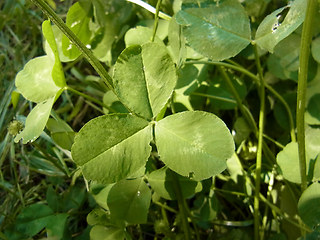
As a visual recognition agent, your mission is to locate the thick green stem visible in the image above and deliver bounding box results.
[170,170,191,240]
[253,44,265,240]
[151,0,162,42]
[30,0,114,91]
[296,0,317,192]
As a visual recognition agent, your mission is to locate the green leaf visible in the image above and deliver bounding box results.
[90,183,114,210]
[91,0,133,62]
[15,204,54,237]
[155,111,235,181]
[15,56,60,103]
[254,0,307,53]
[62,1,92,60]
[175,0,251,61]
[87,208,110,226]
[298,182,320,229]
[90,226,126,240]
[113,43,177,119]
[124,26,163,47]
[14,97,55,144]
[71,114,152,183]
[277,141,320,183]
[168,17,186,65]
[42,20,66,87]
[276,142,301,183]
[148,167,202,200]
[47,117,75,150]
[46,213,69,239]
[307,94,320,122]
[312,36,320,64]
[107,178,151,224]
[44,25,74,62]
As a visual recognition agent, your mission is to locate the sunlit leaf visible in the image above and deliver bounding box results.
[107,178,151,224]
[277,141,320,183]
[42,20,66,87]
[71,114,152,183]
[254,0,307,53]
[62,1,92,60]
[90,226,125,240]
[155,111,235,181]
[15,56,60,103]
[124,26,163,47]
[14,97,55,144]
[175,0,251,61]
[113,43,177,119]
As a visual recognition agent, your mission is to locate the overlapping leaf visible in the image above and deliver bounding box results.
[71,114,152,183]
[175,0,251,61]
[148,167,202,200]
[155,111,235,181]
[254,0,307,53]
[15,20,65,143]
[107,178,151,224]
[113,43,177,120]
[62,1,92,60]
[14,97,55,144]
[298,182,320,229]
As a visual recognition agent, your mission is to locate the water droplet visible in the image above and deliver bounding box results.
[86,44,91,49]
[137,191,141,196]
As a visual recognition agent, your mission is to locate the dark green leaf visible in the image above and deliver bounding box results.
[148,167,202,200]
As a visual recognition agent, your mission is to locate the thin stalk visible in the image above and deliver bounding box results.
[296,0,317,192]
[170,170,191,240]
[30,0,114,91]
[154,201,178,213]
[186,60,296,142]
[190,92,237,104]
[218,66,276,165]
[218,66,258,134]
[126,0,172,20]
[66,86,116,113]
[253,44,266,240]
[151,0,162,42]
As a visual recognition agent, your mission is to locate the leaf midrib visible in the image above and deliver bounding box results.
[82,124,150,166]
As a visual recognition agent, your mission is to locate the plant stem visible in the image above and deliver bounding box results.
[296,0,317,193]
[217,66,258,134]
[66,86,116,113]
[151,0,162,42]
[253,44,265,240]
[30,0,114,91]
[170,170,191,240]
[186,60,296,142]
[126,0,172,20]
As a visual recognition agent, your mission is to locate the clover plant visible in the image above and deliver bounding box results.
[10,0,320,239]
